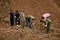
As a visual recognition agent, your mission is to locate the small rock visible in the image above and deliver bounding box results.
[3,17,9,23]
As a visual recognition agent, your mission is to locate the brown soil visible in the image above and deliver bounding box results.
[0,0,60,40]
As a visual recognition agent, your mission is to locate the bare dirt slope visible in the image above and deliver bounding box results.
[0,0,60,40]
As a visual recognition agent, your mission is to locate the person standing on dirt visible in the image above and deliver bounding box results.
[9,10,14,28]
[15,11,20,27]
[20,11,26,29]
[40,13,51,33]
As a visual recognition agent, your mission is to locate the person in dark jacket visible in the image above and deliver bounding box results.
[9,10,14,28]
[15,11,20,27]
